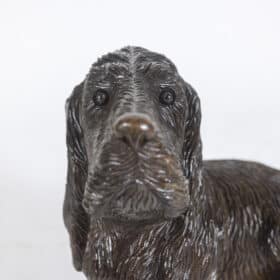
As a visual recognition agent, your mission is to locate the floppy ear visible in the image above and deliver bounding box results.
[182,83,203,196]
[63,81,89,271]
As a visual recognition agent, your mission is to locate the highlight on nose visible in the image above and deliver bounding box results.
[113,113,155,148]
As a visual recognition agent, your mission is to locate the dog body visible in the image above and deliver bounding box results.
[64,46,280,279]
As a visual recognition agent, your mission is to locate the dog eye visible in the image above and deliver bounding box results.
[159,88,176,106]
[93,89,109,106]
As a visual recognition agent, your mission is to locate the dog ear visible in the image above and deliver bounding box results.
[63,81,89,271]
[182,83,203,196]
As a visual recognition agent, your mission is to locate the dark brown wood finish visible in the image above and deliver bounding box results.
[64,46,280,279]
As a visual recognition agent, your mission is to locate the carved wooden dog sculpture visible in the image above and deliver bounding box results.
[64,46,280,279]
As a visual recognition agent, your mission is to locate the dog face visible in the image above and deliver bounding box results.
[65,46,202,225]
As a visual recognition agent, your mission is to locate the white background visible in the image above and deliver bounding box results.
[0,0,279,279]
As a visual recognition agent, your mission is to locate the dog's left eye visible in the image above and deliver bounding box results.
[159,88,176,106]
[93,89,109,106]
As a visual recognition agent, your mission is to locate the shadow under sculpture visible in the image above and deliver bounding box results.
[63,46,280,280]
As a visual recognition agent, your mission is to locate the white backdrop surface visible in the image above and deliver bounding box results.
[0,0,279,279]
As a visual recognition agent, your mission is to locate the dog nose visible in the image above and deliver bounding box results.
[113,113,155,148]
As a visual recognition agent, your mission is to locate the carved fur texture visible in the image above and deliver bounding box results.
[63,46,280,279]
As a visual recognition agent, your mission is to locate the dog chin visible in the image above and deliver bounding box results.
[96,205,187,225]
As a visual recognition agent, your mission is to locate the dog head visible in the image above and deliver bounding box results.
[65,46,202,225]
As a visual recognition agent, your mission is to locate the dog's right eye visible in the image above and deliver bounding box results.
[93,89,109,106]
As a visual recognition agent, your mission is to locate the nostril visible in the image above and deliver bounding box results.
[113,114,155,147]
[114,120,133,137]
[137,122,155,140]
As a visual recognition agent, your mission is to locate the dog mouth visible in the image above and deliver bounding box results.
[103,209,165,225]
[83,138,189,221]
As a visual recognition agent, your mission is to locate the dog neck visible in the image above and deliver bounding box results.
[82,215,184,279]
[82,182,211,280]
